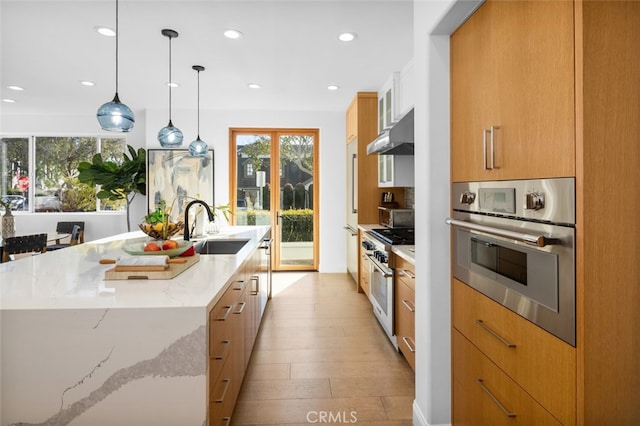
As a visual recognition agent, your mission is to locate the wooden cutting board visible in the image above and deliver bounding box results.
[104,254,200,280]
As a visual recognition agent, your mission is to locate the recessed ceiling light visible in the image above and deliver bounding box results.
[80,81,95,86]
[224,29,243,40]
[338,32,357,42]
[167,82,180,88]
[7,85,24,91]
[327,85,340,91]
[95,26,116,37]
[2,99,16,103]
[248,83,261,89]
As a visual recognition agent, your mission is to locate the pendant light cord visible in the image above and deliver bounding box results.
[197,69,200,138]
[168,35,172,123]
[115,0,119,95]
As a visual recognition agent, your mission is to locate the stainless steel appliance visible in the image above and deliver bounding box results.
[446,178,576,346]
[362,227,415,349]
[378,207,415,229]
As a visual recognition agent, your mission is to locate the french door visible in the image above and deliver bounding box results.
[230,128,319,271]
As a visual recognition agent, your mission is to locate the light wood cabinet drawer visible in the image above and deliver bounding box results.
[453,329,562,426]
[209,354,235,425]
[395,279,415,370]
[209,286,239,377]
[452,279,575,425]
[394,255,415,292]
[359,253,370,297]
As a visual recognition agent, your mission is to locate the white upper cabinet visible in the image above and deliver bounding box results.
[398,58,415,118]
[378,72,401,133]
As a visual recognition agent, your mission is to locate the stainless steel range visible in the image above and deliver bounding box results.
[361,227,415,349]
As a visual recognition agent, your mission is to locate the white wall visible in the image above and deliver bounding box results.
[2,107,347,273]
[412,1,481,425]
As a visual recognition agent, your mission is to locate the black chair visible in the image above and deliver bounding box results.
[2,234,47,262]
[48,225,81,251]
[55,221,85,244]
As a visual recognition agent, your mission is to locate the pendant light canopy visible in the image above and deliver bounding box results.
[188,65,209,157]
[96,0,135,132]
[158,29,183,147]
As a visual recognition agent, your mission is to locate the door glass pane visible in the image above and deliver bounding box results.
[235,134,271,226]
[278,134,314,266]
[1,138,30,212]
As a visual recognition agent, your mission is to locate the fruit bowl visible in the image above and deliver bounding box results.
[139,220,184,240]
[121,240,193,257]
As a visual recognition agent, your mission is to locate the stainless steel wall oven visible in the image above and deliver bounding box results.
[447,178,576,346]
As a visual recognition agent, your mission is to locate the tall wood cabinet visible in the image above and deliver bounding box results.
[450,1,640,424]
[345,92,403,291]
[451,0,575,182]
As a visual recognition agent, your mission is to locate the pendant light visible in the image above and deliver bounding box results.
[158,29,183,147]
[188,65,209,157]
[96,0,135,132]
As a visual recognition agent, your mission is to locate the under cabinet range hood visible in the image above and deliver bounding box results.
[366,108,414,155]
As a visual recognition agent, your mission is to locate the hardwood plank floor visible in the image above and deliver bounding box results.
[232,272,414,425]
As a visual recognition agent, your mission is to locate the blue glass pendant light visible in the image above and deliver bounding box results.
[188,65,209,156]
[158,29,183,147]
[96,0,135,132]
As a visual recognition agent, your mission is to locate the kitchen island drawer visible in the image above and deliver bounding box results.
[452,329,562,426]
[452,279,575,425]
[209,354,235,425]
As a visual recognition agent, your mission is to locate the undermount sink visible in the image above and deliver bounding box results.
[194,239,250,255]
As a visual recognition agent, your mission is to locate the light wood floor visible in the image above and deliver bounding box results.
[232,272,415,425]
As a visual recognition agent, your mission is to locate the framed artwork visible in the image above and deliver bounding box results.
[147,149,215,222]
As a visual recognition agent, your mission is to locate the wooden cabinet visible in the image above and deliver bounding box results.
[394,255,415,370]
[451,2,640,424]
[452,279,575,425]
[345,93,404,290]
[450,0,575,182]
[357,230,370,297]
[452,329,562,426]
[208,239,268,425]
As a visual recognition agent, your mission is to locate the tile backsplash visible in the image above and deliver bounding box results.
[404,187,415,209]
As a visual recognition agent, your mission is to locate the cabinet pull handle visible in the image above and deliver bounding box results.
[490,125,500,170]
[351,153,357,214]
[232,280,245,291]
[402,336,416,352]
[402,299,415,312]
[475,319,516,348]
[214,378,231,403]
[399,269,415,279]
[214,340,231,360]
[483,129,491,170]
[216,305,233,321]
[476,379,517,418]
[234,302,246,314]
[251,275,259,295]
[223,417,231,426]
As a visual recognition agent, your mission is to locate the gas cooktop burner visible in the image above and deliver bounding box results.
[369,228,415,246]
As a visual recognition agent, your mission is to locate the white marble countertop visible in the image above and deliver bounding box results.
[0,225,271,311]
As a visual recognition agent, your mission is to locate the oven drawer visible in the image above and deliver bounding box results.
[453,329,562,426]
[452,279,575,426]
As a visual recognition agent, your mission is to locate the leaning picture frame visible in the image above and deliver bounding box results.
[147,149,215,222]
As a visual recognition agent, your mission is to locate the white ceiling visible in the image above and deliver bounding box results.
[0,0,414,117]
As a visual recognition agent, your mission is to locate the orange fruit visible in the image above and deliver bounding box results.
[144,242,161,252]
[162,240,179,250]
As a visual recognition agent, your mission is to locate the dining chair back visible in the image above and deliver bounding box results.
[2,234,48,262]
[47,225,82,251]
[55,221,85,244]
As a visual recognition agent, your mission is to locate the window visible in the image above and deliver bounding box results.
[1,136,126,213]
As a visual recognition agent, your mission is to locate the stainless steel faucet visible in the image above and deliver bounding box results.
[183,200,215,241]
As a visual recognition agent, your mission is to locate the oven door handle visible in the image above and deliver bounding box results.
[365,254,394,277]
[445,218,550,247]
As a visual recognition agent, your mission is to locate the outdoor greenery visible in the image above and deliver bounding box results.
[78,145,146,231]
[280,209,313,242]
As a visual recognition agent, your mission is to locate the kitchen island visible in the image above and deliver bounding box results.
[0,225,270,426]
